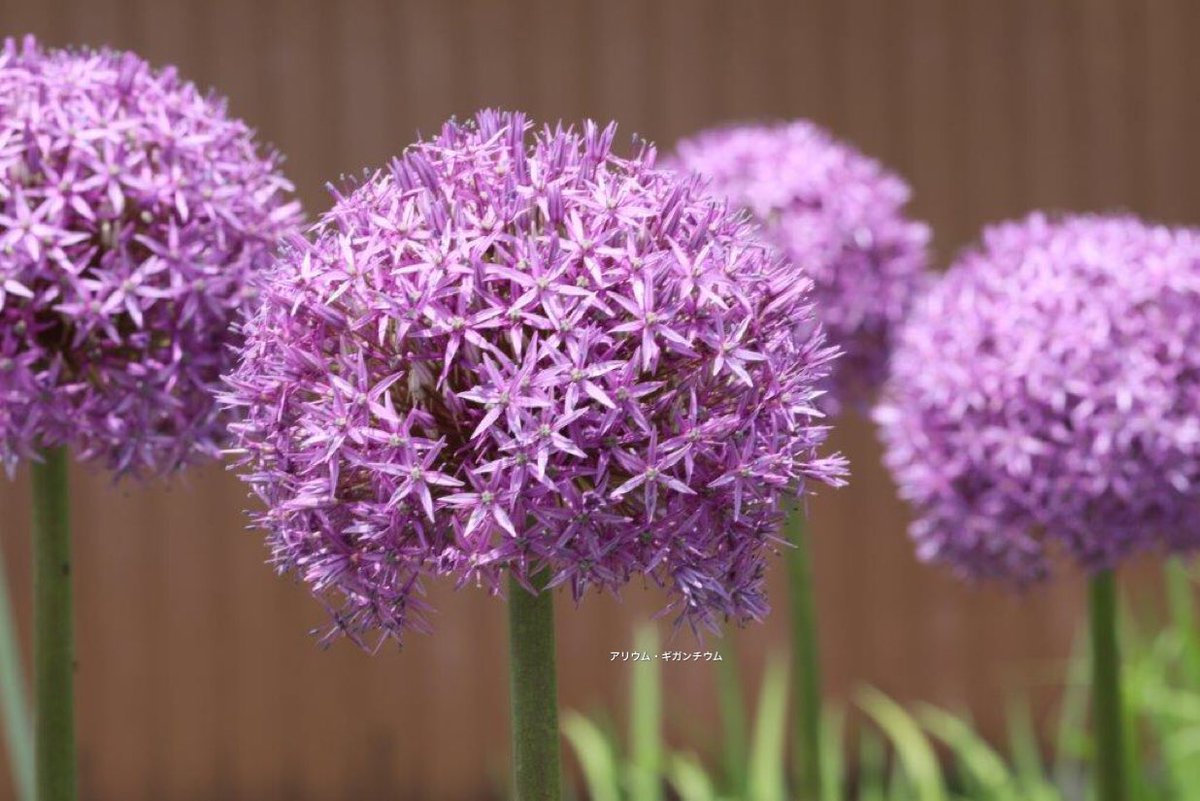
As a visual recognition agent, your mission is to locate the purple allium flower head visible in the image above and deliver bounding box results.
[673,121,931,409]
[223,110,847,645]
[0,36,302,477]
[875,212,1200,582]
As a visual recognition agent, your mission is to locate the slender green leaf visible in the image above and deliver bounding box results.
[563,712,622,801]
[919,704,1015,800]
[858,686,947,801]
[1005,696,1060,801]
[1166,558,1200,689]
[0,543,32,801]
[858,726,888,801]
[629,625,663,801]
[1053,630,1091,784]
[714,638,748,797]
[746,655,788,801]
[819,706,844,801]
[667,753,719,801]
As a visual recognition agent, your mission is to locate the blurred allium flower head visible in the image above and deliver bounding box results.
[876,213,1200,582]
[673,121,930,408]
[223,110,847,645]
[0,35,301,476]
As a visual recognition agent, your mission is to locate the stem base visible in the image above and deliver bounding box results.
[786,509,822,800]
[1089,569,1126,801]
[508,571,561,801]
[33,447,75,801]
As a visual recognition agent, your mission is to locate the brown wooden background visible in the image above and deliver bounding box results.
[0,0,1194,798]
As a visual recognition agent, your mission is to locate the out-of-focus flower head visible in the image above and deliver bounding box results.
[673,121,930,410]
[0,35,302,477]
[224,110,847,646]
[876,212,1200,582]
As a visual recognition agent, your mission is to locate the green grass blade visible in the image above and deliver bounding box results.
[858,686,947,801]
[1167,558,1200,689]
[820,706,844,801]
[919,704,1015,800]
[1006,696,1042,784]
[1116,586,1162,801]
[1005,696,1061,800]
[1135,664,1200,796]
[666,753,719,801]
[1139,683,1200,724]
[0,542,32,801]
[1163,725,1200,764]
[714,637,748,796]
[746,655,788,801]
[629,625,662,801]
[858,725,888,801]
[1053,630,1091,783]
[563,712,622,801]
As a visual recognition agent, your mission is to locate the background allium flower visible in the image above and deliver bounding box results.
[0,35,301,476]
[673,121,930,408]
[875,213,1200,582]
[224,110,846,644]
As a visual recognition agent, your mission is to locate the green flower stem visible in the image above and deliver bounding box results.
[785,507,822,799]
[508,570,561,801]
[1089,569,1126,801]
[32,448,74,801]
[0,531,33,801]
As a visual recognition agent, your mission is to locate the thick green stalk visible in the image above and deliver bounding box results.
[0,535,34,801]
[32,448,74,801]
[1089,569,1126,801]
[785,508,822,799]
[508,570,561,801]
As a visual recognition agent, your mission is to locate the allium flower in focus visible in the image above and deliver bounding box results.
[0,36,301,476]
[673,121,930,408]
[223,110,847,645]
[875,213,1200,582]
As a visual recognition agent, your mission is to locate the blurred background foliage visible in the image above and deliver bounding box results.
[564,559,1200,801]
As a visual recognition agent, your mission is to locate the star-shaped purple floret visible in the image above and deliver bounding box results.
[673,121,930,411]
[0,35,302,477]
[224,110,846,646]
[876,213,1200,582]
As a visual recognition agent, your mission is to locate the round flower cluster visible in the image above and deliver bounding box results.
[876,213,1200,582]
[0,36,301,476]
[673,121,930,408]
[224,110,847,644]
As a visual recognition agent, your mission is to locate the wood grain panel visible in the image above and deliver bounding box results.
[0,0,1195,797]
